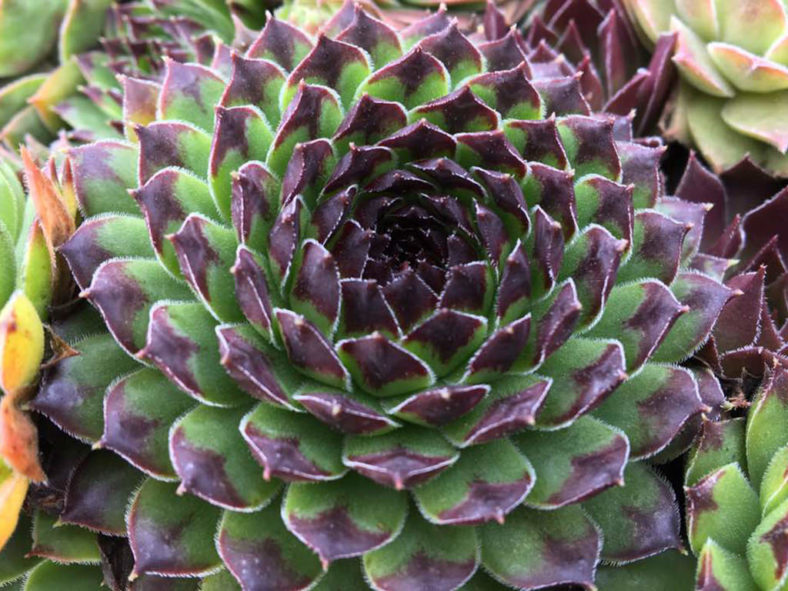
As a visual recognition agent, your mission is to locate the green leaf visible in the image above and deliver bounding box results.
[696,539,757,591]
[363,514,478,590]
[583,463,681,562]
[480,505,600,590]
[171,405,281,510]
[30,511,100,564]
[685,463,760,555]
[218,502,322,590]
[594,550,696,590]
[23,562,103,591]
[746,368,788,491]
[283,472,408,565]
[747,497,788,590]
[685,418,747,487]
[414,439,534,526]
[515,415,629,509]
[128,479,221,578]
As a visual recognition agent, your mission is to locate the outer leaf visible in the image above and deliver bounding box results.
[685,463,760,555]
[283,472,408,565]
[363,514,478,591]
[217,502,322,590]
[128,479,221,578]
[170,405,281,510]
[480,505,600,590]
[516,415,629,509]
[583,463,681,563]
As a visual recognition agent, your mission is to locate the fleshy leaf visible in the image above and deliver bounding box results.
[138,302,247,407]
[414,439,533,526]
[516,415,629,509]
[34,333,138,443]
[241,403,345,482]
[128,479,221,578]
[343,427,458,490]
[593,364,705,460]
[481,505,600,590]
[363,514,478,590]
[685,463,760,555]
[283,472,408,565]
[217,503,322,591]
[101,368,194,480]
[583,463,681,563]
[171,405,281,510]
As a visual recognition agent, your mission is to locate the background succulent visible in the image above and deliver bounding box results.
[1,4,738,590]
[622,0,788,177]
[512,0,678,137]
[0,0,272,152]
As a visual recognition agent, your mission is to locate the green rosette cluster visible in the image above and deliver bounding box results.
[623,0,788,176]
[8,4,738,589]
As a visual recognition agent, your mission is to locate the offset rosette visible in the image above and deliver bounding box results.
[623,0,788,176]
[39,6,730,589]
[511,0,677,136]
[682,369,788,590]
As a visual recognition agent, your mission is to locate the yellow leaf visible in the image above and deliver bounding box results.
[0,464,28,551]
[0,291,44,396]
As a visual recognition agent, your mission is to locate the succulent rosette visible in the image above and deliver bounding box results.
[13,4,739,589]
[0,0,270,151]
[513,0,677,137]
[682,366,788,590]
[622,0,788,177]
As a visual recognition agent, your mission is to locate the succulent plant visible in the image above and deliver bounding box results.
[0,148,80,586]
[7,4,739,589]
[513,0,678,137]
[0,0,271,151]
[683,365,788,590]
[622,0,788,177]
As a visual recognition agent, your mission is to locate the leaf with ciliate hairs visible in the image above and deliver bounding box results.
[131,168,217,277]
[586,279,686,372]
[747,497,788,590]
[442,375,550,447]
[83,259,191,355]
[33,333,138,443]
[583,463,681,563]
[480,505,600,590]
[138,302,248,407]
[685,463,760,555]
[241,402,345,482]
[414,439,534,525]
[170,405,281,511]
[218,502,322,591]
[363,513,478,591]
[60,215,154,290]
[158,60,225,132]
[516,416,629,509]
[101,368,194,480]
[283,472,408,566]
[30,511,100,564]
[128,479,221,578]
[68,141,139,217]
[594,550,696,590]
[61,450,143,535]
[343,427,458,490]
[746,367,788,491]
[694,539,757,591]
[593,364,705,460]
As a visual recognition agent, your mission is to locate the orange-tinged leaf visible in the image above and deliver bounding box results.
[0,462,28,551]
[0,396,44,482]
[21,147,74,248]
[0,291,45,396]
